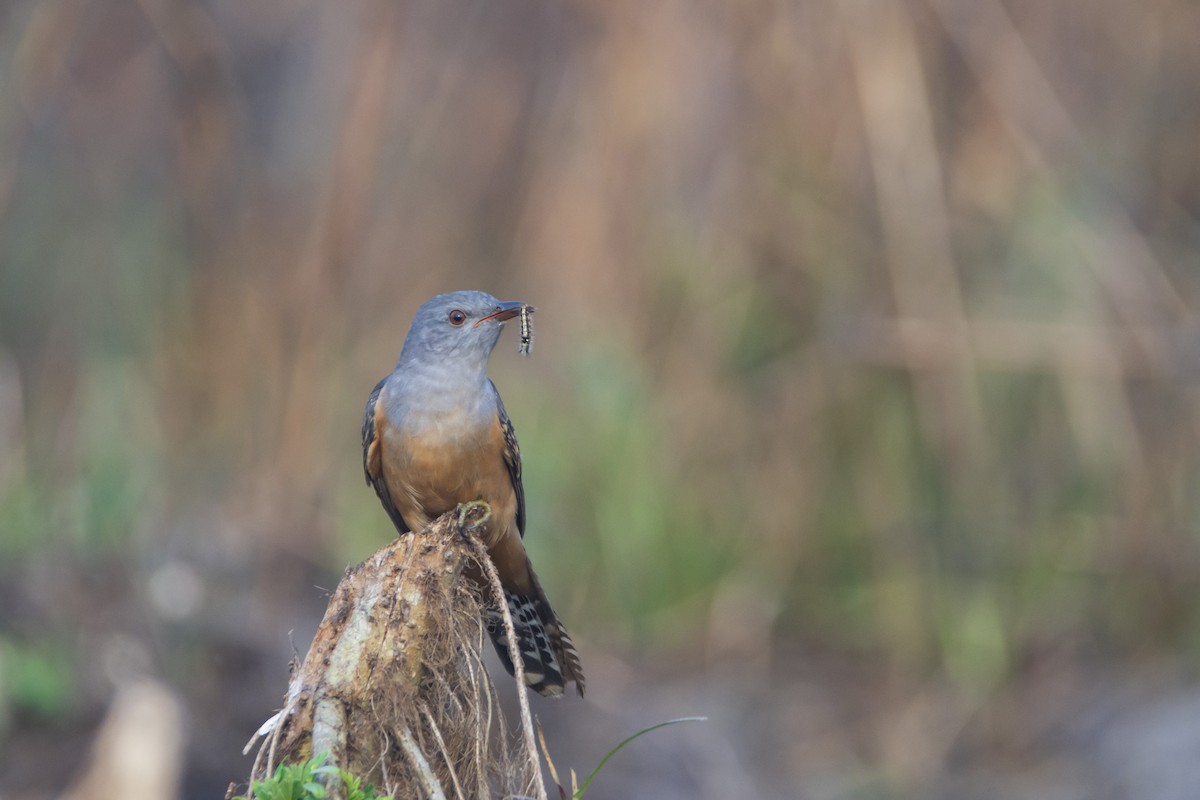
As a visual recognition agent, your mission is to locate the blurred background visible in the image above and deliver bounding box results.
[2,0,1200,797]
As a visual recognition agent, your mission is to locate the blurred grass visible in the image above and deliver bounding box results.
[0,637,76,723]
[1,0,1200,791]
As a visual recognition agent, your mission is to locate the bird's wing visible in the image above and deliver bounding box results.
[362,375,410,534]
[491,379,527,537]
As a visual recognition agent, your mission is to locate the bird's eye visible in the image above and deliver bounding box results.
[448,309,468,326]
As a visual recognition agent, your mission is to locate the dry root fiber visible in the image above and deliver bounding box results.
[245,502,538,800]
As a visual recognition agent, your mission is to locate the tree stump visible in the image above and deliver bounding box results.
[243,501,539,800]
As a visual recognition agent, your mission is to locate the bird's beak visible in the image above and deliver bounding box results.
[474,301,532,327]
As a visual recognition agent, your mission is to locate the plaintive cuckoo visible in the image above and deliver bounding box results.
[361,290,585,697]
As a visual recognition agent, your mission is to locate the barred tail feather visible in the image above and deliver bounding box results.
[486,587,585,698]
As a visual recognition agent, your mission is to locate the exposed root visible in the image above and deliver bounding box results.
[462,527,546,800]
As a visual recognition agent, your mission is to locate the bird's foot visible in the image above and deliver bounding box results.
[455,500,492,537]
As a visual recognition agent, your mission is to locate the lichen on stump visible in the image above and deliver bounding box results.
[245,501,538,799]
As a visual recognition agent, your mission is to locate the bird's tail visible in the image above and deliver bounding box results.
[486,570,585,698]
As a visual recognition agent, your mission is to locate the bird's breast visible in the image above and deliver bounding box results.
[380,404,516,535]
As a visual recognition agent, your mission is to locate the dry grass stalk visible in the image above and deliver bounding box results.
[460,523,547,800]
[244,501,539,799]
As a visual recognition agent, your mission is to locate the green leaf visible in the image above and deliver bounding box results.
[234,752,394,800]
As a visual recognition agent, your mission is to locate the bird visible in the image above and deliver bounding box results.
[361,290,585,698]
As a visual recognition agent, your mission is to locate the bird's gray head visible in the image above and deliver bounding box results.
[396,290,529,375]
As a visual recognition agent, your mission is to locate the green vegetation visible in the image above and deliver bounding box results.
[572,717,706,798]
[0,638,75,722]
[540,716,707,799]
[233,753,392,800]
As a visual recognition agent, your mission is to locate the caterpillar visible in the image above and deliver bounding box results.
[518,304,533,356]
